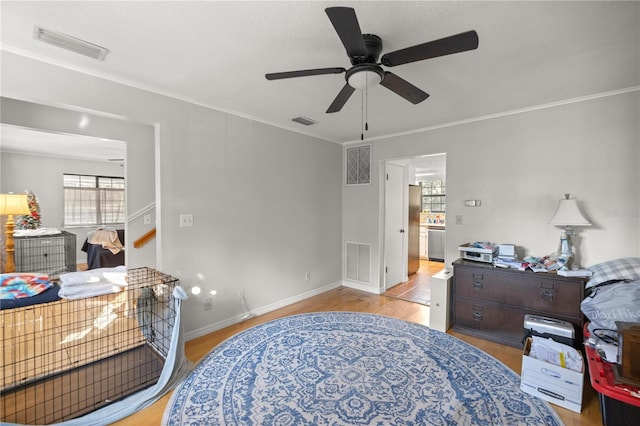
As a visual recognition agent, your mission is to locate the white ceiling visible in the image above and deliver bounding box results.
[0,124,126,162]
[1,1,639,144]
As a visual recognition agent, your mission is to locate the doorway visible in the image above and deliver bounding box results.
[382,154,446,305]
[384,259,443,305]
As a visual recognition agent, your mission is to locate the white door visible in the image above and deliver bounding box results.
[384,163,405,289]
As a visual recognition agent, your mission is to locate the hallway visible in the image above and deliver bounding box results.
[383,260,445,306]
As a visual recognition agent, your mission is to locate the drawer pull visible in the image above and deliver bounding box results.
[473,281,483,289]
[541,290,555,301]
[472,312,483,321]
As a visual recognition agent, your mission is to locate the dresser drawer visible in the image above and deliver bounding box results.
[453,298,526,345]
[451,259,586,347]
[454,297,583,347]
[454,268,583,318]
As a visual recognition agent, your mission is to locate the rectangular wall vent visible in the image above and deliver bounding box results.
[346,241,371,284]
[345,144,371,185]
[291,116,316,126]
[34,26,109,61]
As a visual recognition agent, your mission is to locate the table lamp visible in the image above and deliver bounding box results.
[1,193,31,273]
[548,193,591,269]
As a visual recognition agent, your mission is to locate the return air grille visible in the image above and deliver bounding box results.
[346,241,371,284]
[345,144,370,185]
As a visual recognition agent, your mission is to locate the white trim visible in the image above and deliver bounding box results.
[185,281,341,341]
[5,46,636,148]
[341,280,381,295]
[6,46,636,148]
[154,123,163,271]
[128,201,155,222]
[1,45,342,145]
[342,86,640,146]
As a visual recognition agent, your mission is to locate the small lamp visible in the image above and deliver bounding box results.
[0,193,31,273]
[548,193,591,269]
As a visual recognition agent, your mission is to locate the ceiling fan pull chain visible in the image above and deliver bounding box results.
[360,88,365,140]
[365,84,369,132]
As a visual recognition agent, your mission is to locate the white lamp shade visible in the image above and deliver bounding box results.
[348,70,382,90]
[548,198,591,226]
[0,193,31,215]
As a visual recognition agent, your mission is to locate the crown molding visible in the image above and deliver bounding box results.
[344,86,640,146]
[3,45,637,148]
[1,45,341,145]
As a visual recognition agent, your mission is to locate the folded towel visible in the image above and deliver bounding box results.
[13,228,61,237]
[58,282,125,300]
[59,266,127,287]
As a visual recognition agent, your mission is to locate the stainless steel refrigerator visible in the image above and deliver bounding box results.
[408,185,421,275]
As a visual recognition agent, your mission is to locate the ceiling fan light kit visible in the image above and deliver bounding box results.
[265,7,479,115]
[346,64,383,90]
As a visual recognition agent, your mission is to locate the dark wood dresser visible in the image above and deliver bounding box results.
[452,258,586,348]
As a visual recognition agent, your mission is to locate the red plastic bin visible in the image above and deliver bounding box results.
[584,323,640,425]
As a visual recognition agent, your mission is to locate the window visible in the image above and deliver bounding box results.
[63,174,125,226]
[419,179,446,212]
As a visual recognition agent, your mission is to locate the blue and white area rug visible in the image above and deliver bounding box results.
[163,312,564,425]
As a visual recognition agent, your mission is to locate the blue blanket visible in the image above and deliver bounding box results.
[0,283,61,310]
[1,274,53,299]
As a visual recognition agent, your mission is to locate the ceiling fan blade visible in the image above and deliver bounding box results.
[381,30,479,67]
[266,67,346,80]
[326,83,356,113]
[325,7,367,57]
[380,72,429,104]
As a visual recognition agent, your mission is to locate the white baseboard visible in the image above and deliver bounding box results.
[341,280,381,294]
[185,280,342,342]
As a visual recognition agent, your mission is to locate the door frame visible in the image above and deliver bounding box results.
[380,153,447,293]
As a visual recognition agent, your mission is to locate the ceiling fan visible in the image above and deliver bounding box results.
[265,7,479,113]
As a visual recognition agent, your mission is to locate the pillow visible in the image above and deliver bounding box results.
[586,257,640,289]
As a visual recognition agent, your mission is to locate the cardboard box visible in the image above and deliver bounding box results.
[520,337,584,413]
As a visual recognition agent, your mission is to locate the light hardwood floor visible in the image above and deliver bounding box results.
[114,287,602,426]
[384,260,444,304]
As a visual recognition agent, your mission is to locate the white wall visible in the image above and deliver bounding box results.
[0,151,124,262]
[1,51,343,337]
[343,90,640,292]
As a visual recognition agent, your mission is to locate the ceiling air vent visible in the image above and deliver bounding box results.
[291,116,316,126]
[34,26,109,61]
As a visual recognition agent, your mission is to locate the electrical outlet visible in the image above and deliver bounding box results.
[143,214,151,225]
[204,298,212,311]
[305,272,311,281]
[179,214,194,227]
[456,215,463,225]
